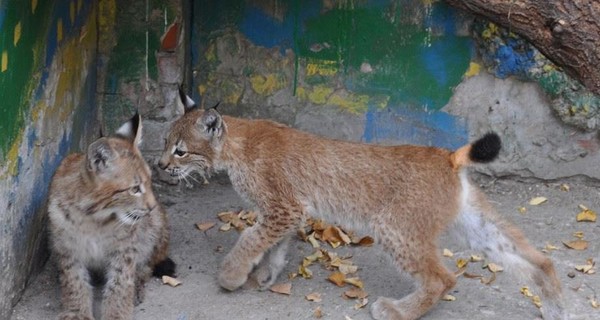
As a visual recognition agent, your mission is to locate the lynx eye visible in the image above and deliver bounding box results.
[129,185,142,196]
[174,148,187,158]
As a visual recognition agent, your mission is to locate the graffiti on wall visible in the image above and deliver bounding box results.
[193,0,473,148]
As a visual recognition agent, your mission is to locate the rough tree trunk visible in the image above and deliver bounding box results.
[445,0,600,96]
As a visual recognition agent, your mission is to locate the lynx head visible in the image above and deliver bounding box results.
[158,89,224,184]
[85,113,157,225]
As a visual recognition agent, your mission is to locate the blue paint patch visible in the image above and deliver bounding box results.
[362,104,467,150]
[0,2,7,32]
[494,41,535,78]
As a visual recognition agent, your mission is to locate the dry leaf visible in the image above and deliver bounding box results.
[270,282,292,295]
[576,208,597,222]
[518,207,527,214]
[520,286,533,297]
[306,292,322,302]
[353,236,374,247]
[443,249,454,257]
[314,306,323,318]
[442,294,456,301]
[529,197,547,205]
[328,272,346,287]
[299,264,313,279]
[544,243,559,251]
[480,272,497,285]
[217,211,234,222]
[591,298,600,309]
[343,288,368,299]
[219,222,232,232]
[162,275,181,287]
[354,298,369,310]
[486,263,504,273]
[575,259,595,274]
[195,221,216,232]
[307,232,321,248]
[463,272,483,279]
[338,264,359,275]
[573,231,585,239]
[344,277,364,289]
[560,184,570,192]
[470,255,483,262]
[456,258,469,269]
[532,295,542,308]
[563,239,589,250]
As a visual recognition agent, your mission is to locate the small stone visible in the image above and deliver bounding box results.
[567,272,576,278]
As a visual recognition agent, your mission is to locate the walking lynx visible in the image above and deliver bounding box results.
[48,114,175,320]
[159,92,566,320]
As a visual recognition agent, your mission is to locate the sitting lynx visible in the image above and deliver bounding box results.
[48,114,175,320]
[159,93,566,320]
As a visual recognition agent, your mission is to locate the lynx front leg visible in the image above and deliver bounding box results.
[250,235,291,289]
[101,253,136,320]
[219,204,301,291]
[57,255,94,320]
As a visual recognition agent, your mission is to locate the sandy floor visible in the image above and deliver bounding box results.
[11,172,600,320]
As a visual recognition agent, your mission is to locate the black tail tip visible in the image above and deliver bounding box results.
[469,132,501,163]
[152,257,177,278]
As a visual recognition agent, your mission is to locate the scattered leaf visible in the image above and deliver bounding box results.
[442,294,456,301]
[576,208,597,222]
[560,184,570,192]
[314,306,323,318]
[344,277,364,289]
[563,240,589,250]
[219,222,232,232]
[195,221,216,232]
[518,207,527,214]
[591,298,600,309]
[354,298,369,310]
[520,286,533,297]
[529,197,547,205]
[343,288,368,299]
[486,263,504,273]
[463,272,483,279]
[443,249,454,257]
[575,259,595,274]
[299,264,313,279]
[532,295,542,308]
[306,292,322,302]
[456,258,469,269]
[470,255,483,262]
[307,232,321,248]
[480,272,497,285]
[162,275,181,287]
[270,282,292,295]
[573,231,585,239]
[338,264,359,275]
[353,236,374,247]
[328,272,346,287]
[544,243,559,251]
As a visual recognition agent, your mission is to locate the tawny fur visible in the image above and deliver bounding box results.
[159,103,566,320]
[49,115,170,320]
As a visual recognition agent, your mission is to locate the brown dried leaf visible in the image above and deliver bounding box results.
[344,277,364,289]
[353,236,374,247]
[270,282,292,295]
[195,221,216,232]
[470,255,483,262]
[314,306,323,318]
[561,184,570,192]
[480,272,496,285]
[162,275,181,287]
[217,211,235,222]
[353,298,369,310]
[442,249,454,257]
[463,272,483,279]
[532,295,542,308]
[576,209,597,222]
[442,294,456,301]
[219,222,232,232]
[575,259,595,274]
[338,263,358,275]
[573,231,585,239]
[529,197,547,205]
[299,264,313,279]
[328,272,346,287]
[306,292,322,302]
[563,239,589,250]
[307,232,321,248]
[343,288,369,299]
[336,227,352,245]
[486,263,504,273]
[456,258,468,269]
[520,286,533,297]
[591,298,600,309]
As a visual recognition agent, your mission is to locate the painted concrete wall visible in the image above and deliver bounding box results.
[0,0,99,317]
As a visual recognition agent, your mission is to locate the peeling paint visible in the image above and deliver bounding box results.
[250,73,286,96]
[328,91,370,114]
[307,85,334,105]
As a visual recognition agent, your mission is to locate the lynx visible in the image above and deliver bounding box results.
[159,93,566,320]
[48,114,175,320]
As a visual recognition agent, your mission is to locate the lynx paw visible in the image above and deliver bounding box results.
[58,311,94,320]
[218,258,251,291]
[371,297,405,320]
[251,264,277,290]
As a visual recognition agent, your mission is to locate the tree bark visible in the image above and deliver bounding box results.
[445,0,600,95]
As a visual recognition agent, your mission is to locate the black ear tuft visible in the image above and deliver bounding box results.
[469,132,501,163]
[152,257,176,278]
[115,112,141,143]
[179,87,197,113]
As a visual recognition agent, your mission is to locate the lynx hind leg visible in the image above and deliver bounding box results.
[250,235,291,290]
[456,176,567,320]
[101,258,137,320]
[371,220,456,320]
[219,203,302,291]
[57,257,94,320]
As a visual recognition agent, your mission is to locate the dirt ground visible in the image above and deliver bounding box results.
[10,172,600,320]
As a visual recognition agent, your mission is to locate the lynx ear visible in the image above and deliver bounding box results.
[86,138,115,173]
[199,107,223,139]
[180,87,198,113]
[115,112,142,146]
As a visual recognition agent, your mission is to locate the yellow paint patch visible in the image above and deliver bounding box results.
[295,87,307,100]
[14,22,22,46]
[306,60,338,76]
[57,19,63,42]
[32,0,38,14]
[70,1,76,24]
[198,84,207,96]
[308,85,334,105]
[464,62,481,78]
[249,73,285,96]
[1,51,7,72]
[328,92,370,114]
[5,131,23,177]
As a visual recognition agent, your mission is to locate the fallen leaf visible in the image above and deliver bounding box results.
[576,208,597,222]
[456,258,469,269]
[162,275,181,287]
[353,236,374,247]
[529,197,547,205]
[195,221,216,232]
[442,294,456,301]
[470,255,483,262]
[463,272,483,279]
[338,263,358,275]
[561,184,570,192]
[575,259,595,274]
[573,231,585,239]
[219,222,232,232]
[480,272,496,285]
[520,286,533,297]
[328,272,346,287]
[299,264,313,279]
[217,211,235,222]
[591,298,600,309]
[270,282,292,295]
[354,298,368,310]
[518,207,527,214]
[343,288,368,299]
[532,295,542,308]
[314,306,323,318]
[344,277,364,289]
[486,263,504,273]
[307,232,321,248]
[443,249,454,257]
[563,240,589,250]
[544,243,559,251]
[306,292,322,302]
